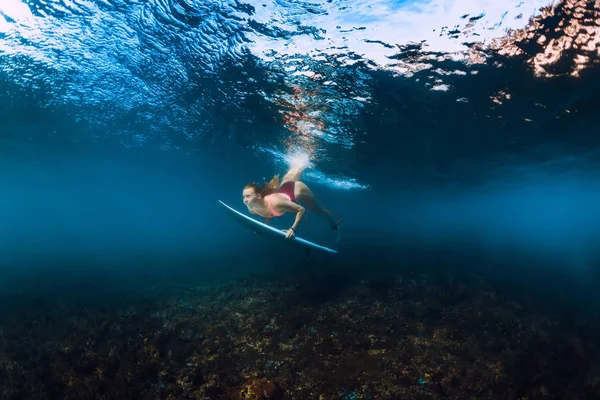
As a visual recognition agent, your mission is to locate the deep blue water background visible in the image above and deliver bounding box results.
[0,0,599,318]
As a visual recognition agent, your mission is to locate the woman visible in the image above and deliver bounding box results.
[242,167,341,240]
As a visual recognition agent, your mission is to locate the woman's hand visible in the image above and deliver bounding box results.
[283,228,296,239]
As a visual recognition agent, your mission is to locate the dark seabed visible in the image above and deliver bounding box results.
[1,0,600,399]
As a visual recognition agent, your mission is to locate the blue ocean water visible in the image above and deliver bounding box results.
[1,0,598,284]
[0,0,599,398]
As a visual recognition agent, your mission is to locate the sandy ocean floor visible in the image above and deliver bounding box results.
[0,263,598,400]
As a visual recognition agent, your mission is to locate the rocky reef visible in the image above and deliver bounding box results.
[0,265,598,399]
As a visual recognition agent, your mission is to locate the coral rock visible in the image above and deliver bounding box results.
[229,378,283,400]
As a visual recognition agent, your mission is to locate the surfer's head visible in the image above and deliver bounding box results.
[243,176,280,207]
[243,184,262,207]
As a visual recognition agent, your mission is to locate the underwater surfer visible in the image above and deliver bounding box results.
[242,166,341,240]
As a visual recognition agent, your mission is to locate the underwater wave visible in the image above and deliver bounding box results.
[0,0,598,188]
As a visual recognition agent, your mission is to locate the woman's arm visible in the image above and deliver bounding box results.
[273,198,305,238]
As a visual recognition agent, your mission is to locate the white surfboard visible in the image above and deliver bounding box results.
[218,200,338,254]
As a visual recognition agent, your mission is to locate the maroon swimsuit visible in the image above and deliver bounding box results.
[275,181,296,202]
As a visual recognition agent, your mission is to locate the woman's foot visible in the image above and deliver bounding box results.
[332,218,342,244]
[331,218,343,230]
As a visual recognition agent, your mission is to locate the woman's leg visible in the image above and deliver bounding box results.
[281,166,306,183]
[294,182,338,228]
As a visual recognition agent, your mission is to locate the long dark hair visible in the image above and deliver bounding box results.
[244,175,280,197]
